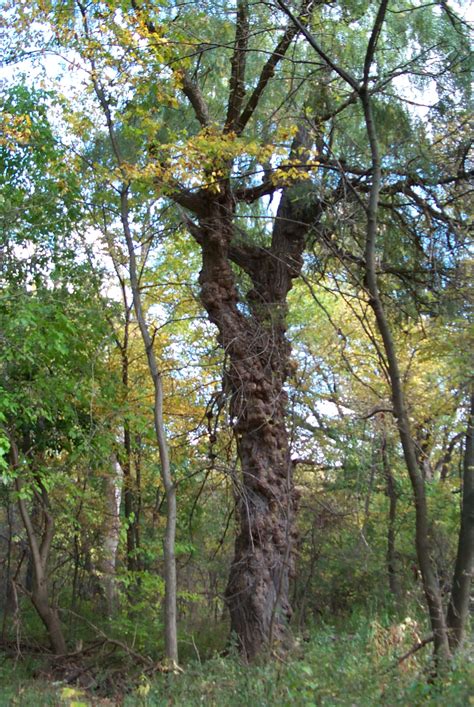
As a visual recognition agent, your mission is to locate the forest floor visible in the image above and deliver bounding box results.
[0,616,472,706]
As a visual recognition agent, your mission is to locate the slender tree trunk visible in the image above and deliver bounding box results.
[120,189,178,666]
[0,492,20,638]
[134,434,143,568]
[112,265,140,574]
[77,0,176,657]
[30,579,66,655]
[98,457,122,616]
[118,313,138,573]
[360,89,450,661]
[80,16,178,654]
[24,496,39,593]
[273,0,453,663]
[381,424,402,606]
[122,423,137,572]
[446,389,474,649]
[70,533,80,613]
[415,425,434,481]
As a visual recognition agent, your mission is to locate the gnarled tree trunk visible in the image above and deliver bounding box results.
[186,161,316,659]
[128,0,314,662]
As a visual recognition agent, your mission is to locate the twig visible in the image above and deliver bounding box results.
[384,634,434,673]
[59,608,154,667]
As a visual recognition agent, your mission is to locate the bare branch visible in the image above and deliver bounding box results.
[275,0,359,91]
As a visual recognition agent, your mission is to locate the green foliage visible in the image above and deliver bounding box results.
[0,658,62,706]
[0,84,82,279]
[123,618,473,706]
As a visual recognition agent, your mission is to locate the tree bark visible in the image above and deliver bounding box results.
[110,248,140,574]
[134,434,143,565]
[122,422,137,573]
[98,456,122,616]
[446,388,474,649]
[0,493,19,639]
[30,581,66,655]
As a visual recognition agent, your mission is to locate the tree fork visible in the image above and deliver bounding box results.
[9,438,66,655]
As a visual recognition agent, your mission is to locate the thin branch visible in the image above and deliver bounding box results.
[275,0,359,91]
[384,635,434,672]
[236,1,311,132]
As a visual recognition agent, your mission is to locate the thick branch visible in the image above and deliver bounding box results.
[181,71,211,127]
[234,180,277,203]
[228,241,269,277]
[171,186,210,218]
[225,0,250,130]
[363,0,389,85]
[235,4,310,133]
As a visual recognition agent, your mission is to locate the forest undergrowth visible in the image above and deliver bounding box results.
[0,610,472,706]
